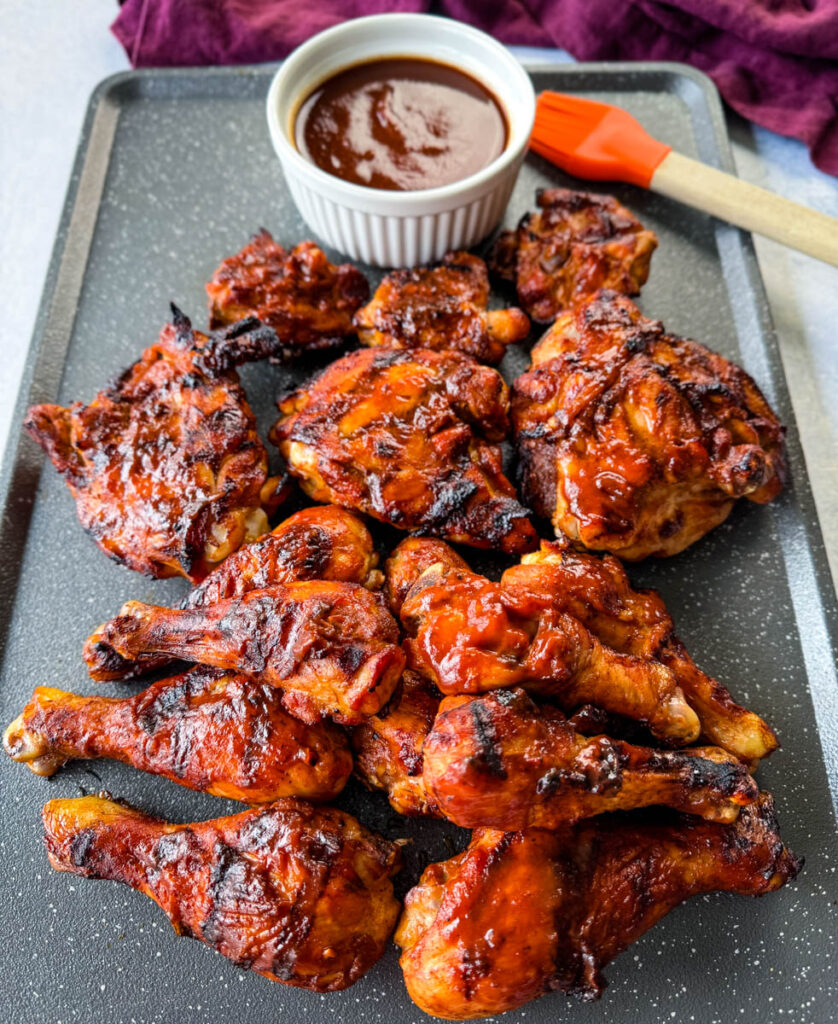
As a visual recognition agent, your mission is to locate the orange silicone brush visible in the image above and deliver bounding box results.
[532,91,838,266]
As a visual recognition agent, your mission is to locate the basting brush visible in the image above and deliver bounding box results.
[531,91,838,266]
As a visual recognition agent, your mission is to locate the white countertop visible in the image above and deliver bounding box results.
[2,3,836,582]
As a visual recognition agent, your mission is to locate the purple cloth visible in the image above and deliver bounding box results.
[112,0,838,175]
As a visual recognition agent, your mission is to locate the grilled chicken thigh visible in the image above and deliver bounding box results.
[4,667,353,803]
[43,795,401,992]
[506,539,778,765]
[423,688,758,829]
[84,505,382,682]
[512,290,787,559]
[98,581,404,726]
[489,188,657,322]
[353,251,529,363]
[25,307,284,581]
[272,348,536,554]
[397,793,800,1018]
[207,231,368,356]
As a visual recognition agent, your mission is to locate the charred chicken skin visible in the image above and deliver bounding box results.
[489,188,657,322]
[43,795,401,992]
[397,792,800,1019]
[507,539,778,765]
[271,347,537,554]
[352,671,442,817]
[206,231,369,357]
[24,307,285,582]
[84,505,383,683]
[99,581,404,726]
[353,250,530,364]
[512,290,788,559]
[400,557,699,745]
[4,666,352,803]
[423,688,758,830]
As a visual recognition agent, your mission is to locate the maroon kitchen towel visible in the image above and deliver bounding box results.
[111,0,838,175]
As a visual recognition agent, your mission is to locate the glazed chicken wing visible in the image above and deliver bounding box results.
[489,188,657,322]
[397,793,800,1018]
[512,290,787,559]
[352,671,442,817]
[98,581,404,726]
[423,688,758,829]
[44,795,401,992]
[4,666,352,803]
[400,557,699,745]
[271,348,537,554]
[353,250,529,364]
[84,505,382,682]
[207,231,369,356]
[505,539,778,764]
[24,307,285,582]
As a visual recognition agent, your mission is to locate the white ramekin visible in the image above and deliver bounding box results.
[266,14,535,267]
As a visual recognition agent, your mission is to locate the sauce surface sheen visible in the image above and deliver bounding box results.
[294,57,508,192]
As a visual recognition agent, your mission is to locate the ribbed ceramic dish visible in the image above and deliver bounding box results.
[1,61,837,1024]
[266,14,535,266]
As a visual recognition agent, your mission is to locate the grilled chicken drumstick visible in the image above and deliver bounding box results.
[384,537,470,616]
[4,667,352,803]
[43,795,401,992]
[207,231,369,356]
[489,187,657,322]
[391,535,776,765]
[353,250,530,364]
[271,347,537,555]
[25,307,285,582]
[397,793,800,1019]
[423,689,758,829]
[506,539,778,764]
[352,671,442,817]
[400,558,699,745]
[84,505,382,682]
[99,582,404,726]
[512,290,787,559]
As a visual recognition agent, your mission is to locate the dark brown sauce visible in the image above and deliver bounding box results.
[294,57,508,192]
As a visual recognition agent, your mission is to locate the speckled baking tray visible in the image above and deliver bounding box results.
[1,61,837,1024]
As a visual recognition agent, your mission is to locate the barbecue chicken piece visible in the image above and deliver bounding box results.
[99,582,404,726]
[423,689,757,830]
[489,188,657,322]
[207,231,369,356]
[4,666,352,803]
[44,795,401,992]
[353,251,529,364]
[506,539,778,765]
[84,505,383,682]
[352,671,442,817]
[397,792,800,1018]
[24,307,285,582]
[400,555,699,745]
[512,290,788,559]
[271,348,537,554]
[384,537,470,615]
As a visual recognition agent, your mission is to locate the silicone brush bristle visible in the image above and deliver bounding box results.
[531,91,671,188]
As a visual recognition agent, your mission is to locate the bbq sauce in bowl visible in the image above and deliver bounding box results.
[294,57,508,192]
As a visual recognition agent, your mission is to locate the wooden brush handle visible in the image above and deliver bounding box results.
[650,151,838,266]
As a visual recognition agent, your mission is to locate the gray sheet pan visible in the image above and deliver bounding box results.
[1,62,837,1024]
